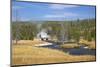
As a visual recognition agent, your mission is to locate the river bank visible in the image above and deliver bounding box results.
[12,44,95,66]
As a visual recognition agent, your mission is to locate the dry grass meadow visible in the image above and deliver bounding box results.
[12,39,96,66]
[12,39,48,46]
[79,39,96,49]
[60,43,80,48]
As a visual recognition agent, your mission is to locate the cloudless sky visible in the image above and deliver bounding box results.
[12,0,96,21]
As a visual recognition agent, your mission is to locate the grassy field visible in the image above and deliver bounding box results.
[12,39,48,46]
[12,43,95,66]
[79,39,96,49]
[60,43,80,48]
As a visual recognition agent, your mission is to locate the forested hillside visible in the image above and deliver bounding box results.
[12,19,96,42]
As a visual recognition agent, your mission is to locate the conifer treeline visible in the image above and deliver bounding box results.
[12,19,96,41]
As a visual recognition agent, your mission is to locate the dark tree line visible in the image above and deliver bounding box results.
[12,22,37,40]
[12,19,96,42]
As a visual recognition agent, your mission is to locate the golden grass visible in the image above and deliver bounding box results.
[79,39,96,49]
[12,39,48,46]
[12,45,95,66]
[60,43,80,48]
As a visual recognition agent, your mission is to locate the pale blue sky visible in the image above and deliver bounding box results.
[12,0,96,21]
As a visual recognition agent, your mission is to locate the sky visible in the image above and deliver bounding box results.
[12,0,96,21]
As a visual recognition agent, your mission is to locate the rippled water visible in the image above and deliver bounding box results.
[41,44,96,55]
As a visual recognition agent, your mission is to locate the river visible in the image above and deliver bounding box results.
[40,42,96,55]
